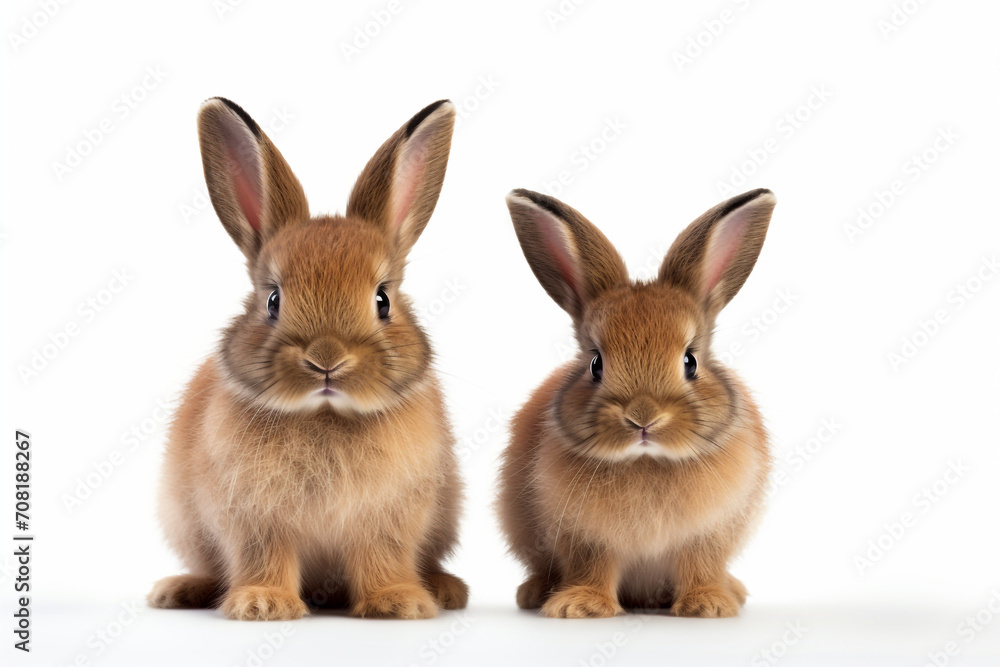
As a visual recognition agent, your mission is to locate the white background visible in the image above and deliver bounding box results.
[3,1,999,665]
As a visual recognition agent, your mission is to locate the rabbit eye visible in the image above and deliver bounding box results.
[684,349,697,380]
[266,289,280,320]
[590,352,603,382]
[376,287,390,320]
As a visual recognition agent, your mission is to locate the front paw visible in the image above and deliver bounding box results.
[517,573,555,610]
[221,586,308,621]
[725,573,748,606]
[148,575,221,609]
[423,572,469,610]
[671,585,741,618]
[541,586,622,619]
[353,583,438,619]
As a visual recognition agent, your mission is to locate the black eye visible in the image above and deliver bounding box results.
[684,349,697,380]
[267,289,280,320]
[590,351,603,382]
[376,287,390,320]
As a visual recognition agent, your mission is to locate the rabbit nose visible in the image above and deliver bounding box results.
[623,398,668,432]
[623,416,663,431]
[303,358,346,375]
[303,339,350,375]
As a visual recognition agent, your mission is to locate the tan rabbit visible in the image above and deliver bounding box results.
[498,188,776,618]
[148,98,466,620]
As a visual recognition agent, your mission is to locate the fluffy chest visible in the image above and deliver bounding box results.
[200,397,442,527]
[535,443,763,556]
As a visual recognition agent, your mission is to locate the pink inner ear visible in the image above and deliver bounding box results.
[391,135,429,232]
[221,120,263,233]
[703,209,750,295]
[534,209,580,298]
[229,148,262,232]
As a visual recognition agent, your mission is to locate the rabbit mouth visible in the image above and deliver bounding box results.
[625,438,663,457]
[313,374,343,397]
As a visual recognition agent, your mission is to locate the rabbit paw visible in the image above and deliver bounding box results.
[541,586,622,618]
[353,583,438,619]
[423,572,469,610]
[516,574,555,610]
[221,586,308,621]
[726,573,748,606]
[671,585,741,618]
[148,575,221,609]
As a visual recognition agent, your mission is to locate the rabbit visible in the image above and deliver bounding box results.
[497,187,776,618]
[147,97,467,621]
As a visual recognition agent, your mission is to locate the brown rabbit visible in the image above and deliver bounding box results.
[498,188,776,618]
[148,98,466,620]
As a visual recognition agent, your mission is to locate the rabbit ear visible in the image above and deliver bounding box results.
[197,97,308,260]
[506,189,628,321]
[659,188,776,318]
[347,100,455,258]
